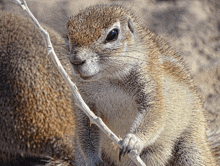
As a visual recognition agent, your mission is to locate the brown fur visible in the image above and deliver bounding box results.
[67,4,218,166]
[0,12,75,165]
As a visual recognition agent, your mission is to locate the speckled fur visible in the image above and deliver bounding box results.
[67,4,218,166]
[0,12,75,165]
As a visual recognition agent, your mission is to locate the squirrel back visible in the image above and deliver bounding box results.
[0,12,75,165]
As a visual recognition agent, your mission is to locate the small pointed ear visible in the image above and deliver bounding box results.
[66,21,70,29]
[128,18,135,34]
[66,17,73,29]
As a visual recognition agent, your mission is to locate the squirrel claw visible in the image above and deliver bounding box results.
[118,133,143,161]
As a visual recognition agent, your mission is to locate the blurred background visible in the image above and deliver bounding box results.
[1,0,220,146]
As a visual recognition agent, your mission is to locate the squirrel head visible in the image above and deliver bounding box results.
[67,4,142,81]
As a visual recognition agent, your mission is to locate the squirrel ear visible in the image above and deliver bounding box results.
[66,21,70,29]
[128,18,135,34]
[66,16,73,29]
[66,19,73,29]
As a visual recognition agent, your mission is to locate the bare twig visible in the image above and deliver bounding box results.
[11,1,146,165]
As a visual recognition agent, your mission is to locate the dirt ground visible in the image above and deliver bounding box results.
[1,0,220,165]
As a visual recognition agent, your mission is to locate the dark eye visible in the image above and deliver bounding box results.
[106,29,119,42]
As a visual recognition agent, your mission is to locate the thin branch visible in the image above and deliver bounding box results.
[11,1,146,165]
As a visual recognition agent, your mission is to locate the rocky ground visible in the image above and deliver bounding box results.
[1,0,220,165]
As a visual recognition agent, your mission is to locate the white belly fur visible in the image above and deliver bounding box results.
[78,81,139,164]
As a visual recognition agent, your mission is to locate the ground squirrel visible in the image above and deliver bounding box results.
[66,4,217,165]
[0,12,75,165]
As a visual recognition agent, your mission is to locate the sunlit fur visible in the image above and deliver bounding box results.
[0,12,75,165]
[67,4,218,166]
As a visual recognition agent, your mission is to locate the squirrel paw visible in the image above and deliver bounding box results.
[119,133,143,161]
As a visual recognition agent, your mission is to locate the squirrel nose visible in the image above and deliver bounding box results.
[70,55,86,66]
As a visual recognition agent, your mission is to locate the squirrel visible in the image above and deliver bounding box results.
[66,4,218,166]
[0,12,75,165]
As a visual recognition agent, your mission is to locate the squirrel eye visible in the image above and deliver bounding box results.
[106,29,118,42]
